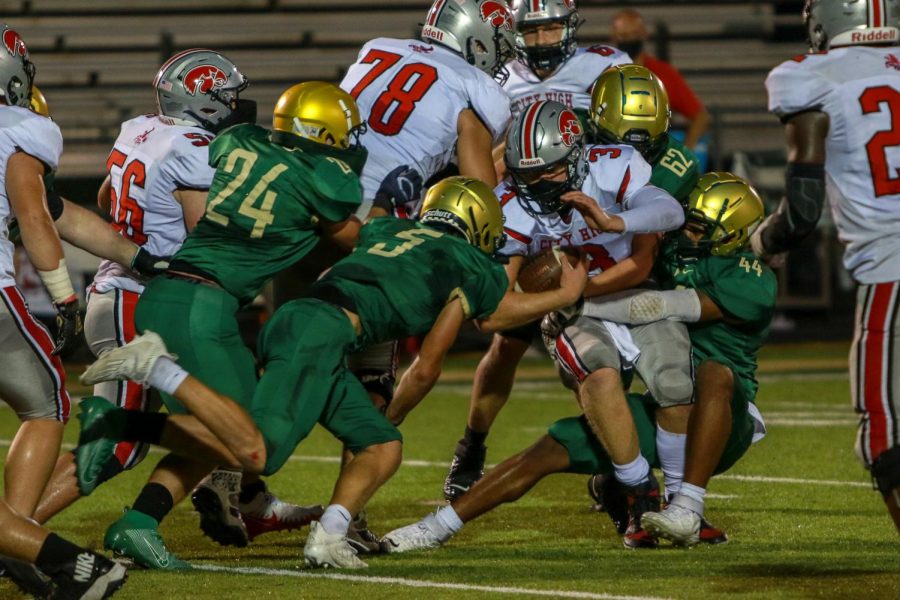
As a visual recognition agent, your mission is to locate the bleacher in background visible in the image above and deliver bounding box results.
[3,0,807,176]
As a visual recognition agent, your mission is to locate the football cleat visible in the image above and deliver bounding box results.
[380,513,452,554]
[239,487,323,541]
[74,396,119,496]
[587,473,629,535]
[303,522,367,569]
[699,518,729,545]
[191,469,248,548]
[642,502,701,547]
[0,555,53,598]
[48,551,127,600]
[622,475,661,550]
[345,510,382,555]
[80,331,175,386]
[443,441,486,501]
[104,509,191,570]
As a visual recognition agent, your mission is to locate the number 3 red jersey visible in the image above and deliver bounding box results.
[340,38,511,216]
[767,47,900,284]
[92,114,216,294]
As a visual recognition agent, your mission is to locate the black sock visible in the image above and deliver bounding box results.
[34,533,84,576]
[239,479,267,504]
[462,426,488,450]
[121,411,169,445]
[132,482,174,523]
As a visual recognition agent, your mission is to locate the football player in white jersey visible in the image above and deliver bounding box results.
[0,24,130,598]
[754,0,900,532]
[424,100,687,547]
[504,0,630,120]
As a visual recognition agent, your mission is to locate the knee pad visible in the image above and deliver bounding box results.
[872,445,900,497]
[648,366,694,407]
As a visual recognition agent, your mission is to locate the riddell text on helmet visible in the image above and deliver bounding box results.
[851,29,898,43]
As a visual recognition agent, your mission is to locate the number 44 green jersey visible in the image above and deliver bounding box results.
[309,217,508,349]
[173,124,363,304]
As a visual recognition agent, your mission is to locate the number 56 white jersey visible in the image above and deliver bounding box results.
[341,38,511,217]
[767,46,900,284]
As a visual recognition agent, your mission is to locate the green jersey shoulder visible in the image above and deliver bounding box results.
[651,137,700,203]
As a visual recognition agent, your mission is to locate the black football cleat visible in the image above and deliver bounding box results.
[443,441,486,501]
[48,551,127,600]
[698,517,729,544]
[0,555,53,598]
[622,474,661,550]
[587,474,629,535]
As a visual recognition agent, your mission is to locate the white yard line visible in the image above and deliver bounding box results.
[192,564,671,600]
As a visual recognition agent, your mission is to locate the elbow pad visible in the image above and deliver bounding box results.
[760,162,825,255]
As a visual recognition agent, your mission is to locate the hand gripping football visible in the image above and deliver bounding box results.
[516,247,579,293]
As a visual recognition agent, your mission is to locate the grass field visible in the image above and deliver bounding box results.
[1,342,898,599]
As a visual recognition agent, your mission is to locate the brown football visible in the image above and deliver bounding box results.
[516,247,579,293]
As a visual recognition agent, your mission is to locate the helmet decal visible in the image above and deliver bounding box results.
[183,65,228,97]
[558,108,581,146]
[563,0,576,10]
[480,1,515,31]
[519,101,545,165]
[2,28,27,58]
[425,0,448,27]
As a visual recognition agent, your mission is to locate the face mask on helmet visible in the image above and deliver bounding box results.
[516,14,581,74]
[508,145,586,217]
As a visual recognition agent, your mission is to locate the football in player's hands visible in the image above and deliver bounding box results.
[516,247,580,293]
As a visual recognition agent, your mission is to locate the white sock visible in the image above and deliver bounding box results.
[147,356,188,395]
[612,454,650,488]
[434,505,464,535]
[319,504,352,535]
[656,425,687,500]
[674,483,707,517]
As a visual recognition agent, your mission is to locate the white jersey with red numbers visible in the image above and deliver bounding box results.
[497,144,653,276]
[91,114,216,294]
[767,46,900,284]
[0,106,63,288]
[341,38,511,217]
[504,45,631,119]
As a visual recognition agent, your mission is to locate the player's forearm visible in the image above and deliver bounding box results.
[387,359,442,425]
[583,258,648,298]
[621,186,684,233]
[479,288,575,332]
[756,162,825,255]
[582,289,702,325]
[55,200,139,266]
[18,213,66,272]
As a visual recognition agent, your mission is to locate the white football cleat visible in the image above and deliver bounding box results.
[191,469,249,548]
[304,522,367,569]
[641,502,701,547]
[80,331,175,386]
[239,488,322,541]
[380,513,452,554]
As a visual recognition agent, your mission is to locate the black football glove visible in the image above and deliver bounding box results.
[130,247,171,277]
[52,298,83,356]
[373,165,423,212]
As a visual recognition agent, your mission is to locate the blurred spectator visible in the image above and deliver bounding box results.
[611,9,710,154]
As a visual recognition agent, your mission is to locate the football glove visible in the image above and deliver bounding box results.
[52,297,83,356]
[131,247,171,277]
[373,165,423,212]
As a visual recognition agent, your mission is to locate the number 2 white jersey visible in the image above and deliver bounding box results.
[504,45,631,119]
[340,38,511,217]
[0,106,63,288]
[92,114,216,294]
[497,144,653,276]
[767,46,900,284]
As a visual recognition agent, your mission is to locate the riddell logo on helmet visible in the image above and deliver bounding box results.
[519,157,546,167]
[558,110,581,146]
[851,28,898,43]
[480,1,514,30]
[421,26,444,43]
[183,65,228,96]
[2,29,27,57]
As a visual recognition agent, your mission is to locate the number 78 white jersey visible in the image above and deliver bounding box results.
[340,38,511,216]
[766,46,900,284]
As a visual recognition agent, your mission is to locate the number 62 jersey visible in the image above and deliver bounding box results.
[340,37,511,216]
[766,46,900,284]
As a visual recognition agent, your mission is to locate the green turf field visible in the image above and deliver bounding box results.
[1,343,897,599]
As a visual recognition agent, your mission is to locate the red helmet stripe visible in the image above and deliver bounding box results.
[427,0,448,27]
[521,101,544,161]
[532,0,541,12]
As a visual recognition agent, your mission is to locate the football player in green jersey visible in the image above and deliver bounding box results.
[588,64,699,204]
[78,176,588,568]
[380,172,773,554]
[77,81,371,569]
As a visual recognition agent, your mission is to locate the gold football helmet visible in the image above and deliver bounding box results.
[272,81,365,149]
[589,64,670,163]
[29,85,49,117]
[682,172,765,257]
[419,176,506,255]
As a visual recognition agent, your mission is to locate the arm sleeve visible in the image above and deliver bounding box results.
[13,117,63,172]
[582,288,702,324]
[169,145,215,190]
[619,185,685,233]
[456,256,509,319]
[765,59,830,118]
[466,75,512,144]
[311,158,364,222]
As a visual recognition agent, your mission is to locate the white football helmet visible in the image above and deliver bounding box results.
[0,24,34,108]
[421,0,517,84]
[805,0,900,51]
[154,48,253,133]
